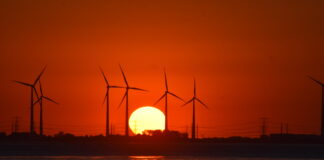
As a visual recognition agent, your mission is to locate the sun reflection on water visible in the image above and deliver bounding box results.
[128,156,165,160]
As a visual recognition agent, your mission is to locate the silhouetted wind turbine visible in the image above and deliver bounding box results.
[182,78,208,139]
[118,64,147,136]
[307,76,324,136]
[99,67,124,137]
[34,80,58,136]
[13,66,46,134]
[153,69,184,131]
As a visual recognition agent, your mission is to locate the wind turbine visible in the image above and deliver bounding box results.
[153,69,184,131]
[307,76,324,136]
[99,67,124,137]
[34,80,58,136]
[118,64,147,137]
[182,78,208,139]
[13,66,46,134]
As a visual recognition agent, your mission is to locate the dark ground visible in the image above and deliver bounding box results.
[1,141,324,158]
[1,132,324,158]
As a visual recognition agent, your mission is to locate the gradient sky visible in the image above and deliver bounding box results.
[0,0,324,137]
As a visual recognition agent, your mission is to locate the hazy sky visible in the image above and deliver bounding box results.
[0,0,324,137]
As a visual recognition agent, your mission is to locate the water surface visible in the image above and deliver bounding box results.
[0,156,322,160]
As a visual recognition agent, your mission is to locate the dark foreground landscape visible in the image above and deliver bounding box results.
[1,132,324,158]
[2,142,324,158]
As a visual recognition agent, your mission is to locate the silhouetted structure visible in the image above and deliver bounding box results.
[308,76,324,136]
[182,78,208,139]
[11,117,19,134]
[99,67,123,137]
[143,130,188,140]
[34,80,58,136]
[1,133,324,157]
[13,67,46,134]
[153,68,184,131]
[118,65,147,137]
[260,117,267,136]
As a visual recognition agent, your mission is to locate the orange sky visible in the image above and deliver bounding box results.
[0,0,324,138]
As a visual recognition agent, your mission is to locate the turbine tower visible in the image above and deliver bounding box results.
[99,67,124,137]
[13,67,46,135]
[308,76,324,136]
[182,78,208,140]
[34,80,58,136]
[153,69,184,131]
[118,64,147,137]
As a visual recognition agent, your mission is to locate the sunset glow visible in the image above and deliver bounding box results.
[129,106,165,135]
[1,0,324,158]
[0,0,323,138]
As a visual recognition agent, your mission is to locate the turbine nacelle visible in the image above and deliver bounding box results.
[181,78,208,139]
[118,65,148,109]
[153,68,184,105]
[99,66,125,106]
[182,78,208,109]
[34,96,59,106]
[13,66,47,103]
[12,66,47,135]
[34,80,59,105]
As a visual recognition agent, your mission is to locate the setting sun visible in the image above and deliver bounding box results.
[129,106,165,135]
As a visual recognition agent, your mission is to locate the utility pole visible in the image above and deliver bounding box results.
[260,117,268,136]
[280,122,283,135]
[11,121,14,134]
[14,117,19,133]
[134,120,137,135]
[12,117,19,134]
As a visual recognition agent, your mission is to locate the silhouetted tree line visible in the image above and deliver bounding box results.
[1,130,323,144]
[0,130,188,142]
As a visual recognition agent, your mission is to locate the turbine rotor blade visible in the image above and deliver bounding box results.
[109,86,125,88]
[181,98,194,107]
[43,96,59,105]
[102,92,108,106]
[168,92,185,102]
[33,86,40,100]
[196,98,208,109]
[129,87,148,92]
[119,64,128,86]
[307,76,324,86]
[39,80,44,96]
[34,66,47,85]
[153,93,166,105]
[194,77,196,96]
[117,92,127,109]
[99,67,109,85]
[33,97,42,106]
[164,68,168,91]
[13,81,33,87]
